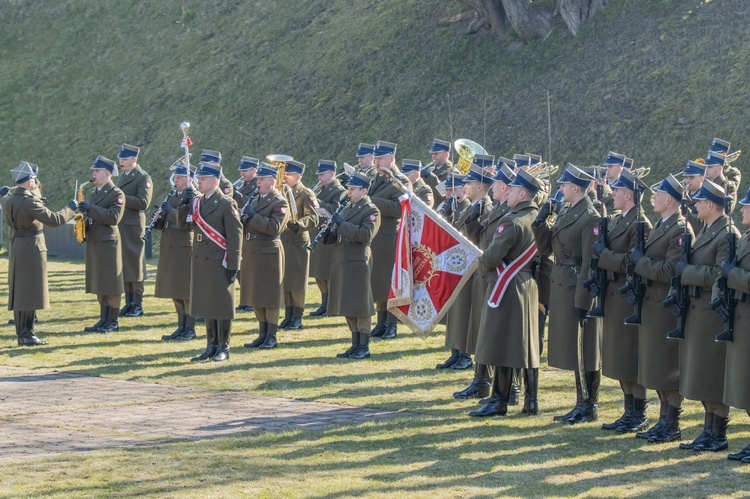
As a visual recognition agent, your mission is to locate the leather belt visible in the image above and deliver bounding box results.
[337,235,370,246]
[555,258,581,266]
[12,229,43,237]
[246,233,279,241]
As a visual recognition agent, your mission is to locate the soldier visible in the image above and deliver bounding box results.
[177,161,242,362]
[422,139,454,206]
[155,161,197,341]
[533,164,602,424]
[80,156,125,333]
[708,138,741,208]
[676,180,739,451]
[593,170,653,433]
[704,151,738,213]
[356,143,376,177]
[240,163,289,349]
[278,159,319,330]
[2,162,75,345]
[681,160,706,234]
[200,149,235,199]
[233,156,259,209]
[471,168,541,417]
[309,160,346,317]
[116,144,153,318]
[401,159,434,208]
[600,152,628,215]
[722,188,750,462]
[632,174,693,443]
[368,140,411,340]
[324,172,381,359]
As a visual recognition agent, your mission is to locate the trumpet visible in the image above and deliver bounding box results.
[312,166,353,193]
[266,154,298,223]
[725,150,741,164]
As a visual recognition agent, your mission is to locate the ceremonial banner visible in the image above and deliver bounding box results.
[388,193,482,337]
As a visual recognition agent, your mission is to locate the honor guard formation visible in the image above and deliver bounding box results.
[5,130,750,463]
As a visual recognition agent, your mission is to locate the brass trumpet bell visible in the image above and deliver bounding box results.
[453,139,488,174]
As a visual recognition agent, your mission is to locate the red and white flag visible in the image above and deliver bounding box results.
[388,193,482,337]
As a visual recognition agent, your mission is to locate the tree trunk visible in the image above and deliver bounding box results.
[501,0,553,41]
[557,0,606,36]
[457,0,506,37]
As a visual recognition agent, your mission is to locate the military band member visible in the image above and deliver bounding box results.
[80,156,125,333]
[324,172,381,359]
[681,160,706,234]
[2,162,75,345]
[278,159,319,330]
[368,140,411,339]
[309,160,346,317]
[401,159,434,208]
[116,144,153,318]
[533,164,602,424]
[722,189,750,462]
[155,162,197,341]
[676,180,738,451]
[200,149,235,199]
[233,156,259,209]
[356,143,376,177]
[240,163,289,349]
[632,174,692,443]
[708,138,741,210]
[177,161,242,362]
[422,139,454,206]
[593,170,653,433]
[435,173,469,228]
[704,151,738,213]
[471,168,541,417]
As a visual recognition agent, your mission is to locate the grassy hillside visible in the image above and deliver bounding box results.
[0,0,748,210]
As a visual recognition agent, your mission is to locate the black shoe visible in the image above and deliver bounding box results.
[162,328,185,340]
[286,317,303,330]
[18,333,47,346]
[235,305,253,312]
[694,416,729,452]
[195,317,205,323]
[309,304,327,317]
[177,329,196,341]
[278,317,292,329]
[211,349,229,362]
[469,395,508,417]
[191,346,217,362]
[381,322,397,339]
[436,349,460,369]
[453,380,491,400]
[728,445,750,461]
[679,430,712,450]
[84,318,107,332]
[97,321,119,333]
[125,305,144,317]
[244,336,266,348]
[349,345,370,359]
[451,354,473,370]
[554,404,580,422]
[118,303,133,317]
[258,336,278,349]
[336,345,359,358]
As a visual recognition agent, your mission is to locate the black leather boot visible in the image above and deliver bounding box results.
[85,304,108,332]
[191,321,218,362]
[649,404,682,443]
[278,306,293,329]
[436,349,460,369]
[638,399,667,439]
[286,306,304,330]
[381,322,397,339]
[163,314,186,340]
[602,394,633,430]
[179,315,197,340]
[349,332,370,359]
[451,351,473,370]
[729,444,750,461]
[126,292,144,317]
[244,322,268,348]
[97,306,120,333]
[259,323,278,349]
[310,293,328,316]
[19,311,46,346]
[554,371,582,422]
[522,368,539,416]
[453,364,490,400]
[568,370,600,424]
[617,397,649,433]
[679,412,714,450]
[369,311,388,337]
[694,415,729,452]
[119,291,133,316]
[211,320,231,361]
[337,331,360,358]
[509,369,521,406]
[470,393,508,417]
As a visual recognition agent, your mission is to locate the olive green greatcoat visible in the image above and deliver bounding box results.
[233,178,258,207]
[533,196,602,371]
[154,189,194,300]
[475,201,540,368]
[219,175,234,198]
[679,215,737,403]
[281,181,319,292]
[723,230,750,409]
[533,189,552,306]
[177,190,243,319]
[85,181,125,295]
[411,177,434,209]
[117,166,153,282]
[309,180,346,280]
[368,169,412,302]
[325,196,380,317]
[597,207,652,382]
[3,188,74,310]
[424,160,454,207]
[633,211,692,390]
[240,189,289,308]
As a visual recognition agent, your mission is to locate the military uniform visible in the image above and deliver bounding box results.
[424,159,455,207]
[219,175,234,198]
[309,178,346,316]
[411,177,434,209]
[233,178,258,207]
[3,178,74,345]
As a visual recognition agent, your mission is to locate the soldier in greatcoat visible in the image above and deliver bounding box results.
[632,174,693,443]
[79,156,125,333]
[367,140,411,339]
[324,172,381,360]
[707,139,741,216]
[421,139,455,207]
[722,188,750,462]
[401,159,434,209]
[309,160,346,317]
[116,144,153,318]
[240,163,289,349]
[279,159,319,330]
[681,160,706,234]
[593,170,653,433]
[233,156,259,208]
[532,164,602,425]
[355,143,377,178]
[155,162,197,341]
[599,151,629,217]
[177,161,242,362]
[2,162,75,345]
[471,168,541,417]
[676,180,738,452]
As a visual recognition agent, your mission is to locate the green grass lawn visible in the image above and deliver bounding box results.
[1,257,749,497]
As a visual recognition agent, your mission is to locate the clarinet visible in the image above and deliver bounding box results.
[307,198,350,251]
[240,189,260,223]
[142,185,176,241]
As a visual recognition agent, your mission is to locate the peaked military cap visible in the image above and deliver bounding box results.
[91,155,118,176]
[356,143,375,157]
[509,167,542,195]
[681,160,706,177]
[653,174,683,202]
[201,149,222,164]
[429,139,451,153]
[238,156,259,171]
[195,161,221,178]
[117,143,140,159]
[464,163,493,185]
[692,179,726,206]
[513,154,531,168]
[347,171,371,189]
[610,169,648,192]
[255,162,279,178]
[603,151,626,166]
[496,156,516,170]
[401,159,422,174]
[373,140,397,157]
[492,164,516,185]
[709,137,730,155]
[285,159,305,174]
[315,160,337,175]
[557,163,594,188]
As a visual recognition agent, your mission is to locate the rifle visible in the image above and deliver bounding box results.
[711,200,737,342]
[584,216,608,317]
[664,194,692,340]
[619,183,646,325]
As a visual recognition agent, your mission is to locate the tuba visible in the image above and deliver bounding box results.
[266,154,298,223]
[73,179,91,243]
[453,139,488,174]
